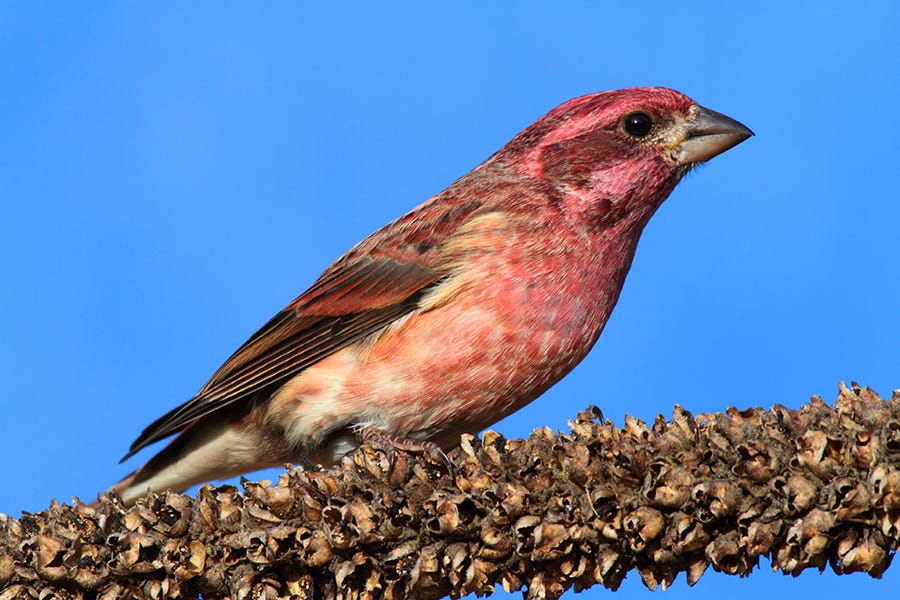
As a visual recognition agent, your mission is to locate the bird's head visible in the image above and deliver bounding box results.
[499,87,753,226]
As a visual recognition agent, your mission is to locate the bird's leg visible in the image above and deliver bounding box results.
[355,426,455,477]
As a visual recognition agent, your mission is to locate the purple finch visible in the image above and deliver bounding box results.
[104,87,752,505]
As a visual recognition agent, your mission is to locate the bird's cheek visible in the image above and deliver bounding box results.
[539,131,631,190]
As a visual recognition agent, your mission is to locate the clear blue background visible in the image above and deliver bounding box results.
[2,3,898,599]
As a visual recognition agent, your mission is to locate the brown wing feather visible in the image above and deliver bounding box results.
[123,194,488,462]
[122,257,446,461]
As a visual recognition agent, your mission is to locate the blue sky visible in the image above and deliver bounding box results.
[2,2,899,598]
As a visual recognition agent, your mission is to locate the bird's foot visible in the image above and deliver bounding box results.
[355,426,455,478]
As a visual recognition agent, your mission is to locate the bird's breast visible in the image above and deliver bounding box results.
[267,212,640,450]
[342,231,627,432]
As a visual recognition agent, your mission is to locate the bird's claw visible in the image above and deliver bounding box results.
[355,426,455,478]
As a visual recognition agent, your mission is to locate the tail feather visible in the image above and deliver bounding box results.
[96,413,281,506]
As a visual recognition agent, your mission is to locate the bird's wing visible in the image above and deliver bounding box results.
[123,199,486,461]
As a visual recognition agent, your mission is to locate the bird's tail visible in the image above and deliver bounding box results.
[93,413,279,507]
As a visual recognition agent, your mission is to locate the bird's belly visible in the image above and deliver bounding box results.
[369,309,592,438]
[305,271,603,440]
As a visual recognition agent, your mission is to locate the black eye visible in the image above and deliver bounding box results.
[622,112,653,138]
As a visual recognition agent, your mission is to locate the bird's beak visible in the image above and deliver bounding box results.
[677,105,754,166]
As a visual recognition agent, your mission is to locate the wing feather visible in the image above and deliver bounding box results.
[122,259,444,460]
[122,197,488,462]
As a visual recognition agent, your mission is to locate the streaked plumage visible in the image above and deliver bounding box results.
[103,87,752,505]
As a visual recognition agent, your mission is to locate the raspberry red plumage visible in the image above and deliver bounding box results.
[103,87,752,505]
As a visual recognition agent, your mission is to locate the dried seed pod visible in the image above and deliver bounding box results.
[4,385,900,598]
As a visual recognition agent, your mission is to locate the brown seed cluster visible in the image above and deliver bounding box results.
[2,382,900,599]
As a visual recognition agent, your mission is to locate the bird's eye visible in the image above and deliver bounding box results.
[622,112,653,138]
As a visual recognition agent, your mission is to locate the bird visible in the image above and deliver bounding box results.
[101,87,752,505]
